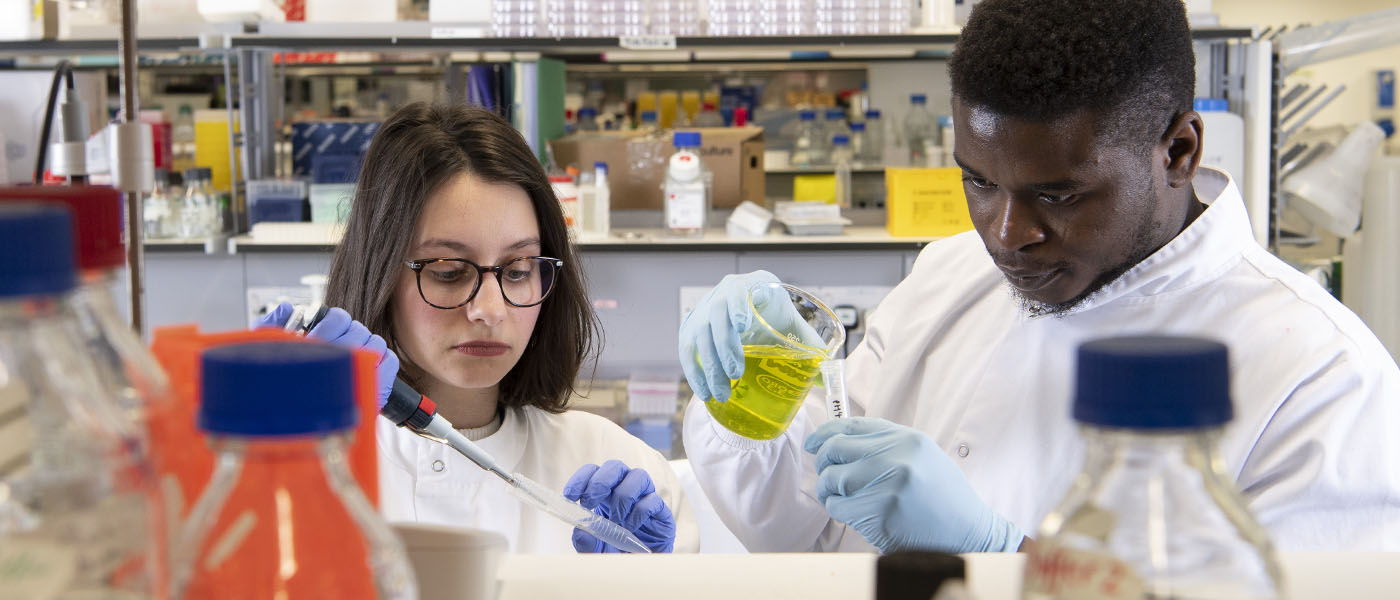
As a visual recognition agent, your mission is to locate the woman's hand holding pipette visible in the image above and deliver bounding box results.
[257,302,400,408]
[564,460,676,553]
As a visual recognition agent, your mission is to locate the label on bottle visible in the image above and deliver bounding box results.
[0,541,77,599]
[1023,544,1146,600]
[664,179,705,230]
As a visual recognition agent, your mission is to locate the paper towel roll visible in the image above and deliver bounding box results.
[1347,156,1400,361]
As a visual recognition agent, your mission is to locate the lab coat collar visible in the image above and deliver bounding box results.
[473,405,530,475]
[1059,166,1252,314]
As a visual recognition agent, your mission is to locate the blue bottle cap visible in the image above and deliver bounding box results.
[825,109,845,120]
[832,135,850,146]
[199,342,358,436]
[800,110,817,121]
[594,161,608,172]
[865,109,881,119]
[673,131,702,147]
[911,94,927,104]
[641,110,657,122]
[1193,98,1229,112]
[0,203,77,298]
[850,122,866,131]
[579,106,597,118]
[1073,336,1232,430]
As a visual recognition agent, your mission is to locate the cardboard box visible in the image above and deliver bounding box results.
[885,167,975,237]
[549,127,765,210]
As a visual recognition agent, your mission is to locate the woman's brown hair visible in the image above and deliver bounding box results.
[325,102,597,412]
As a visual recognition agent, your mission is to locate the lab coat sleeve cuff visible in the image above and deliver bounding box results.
[695,397,788,452]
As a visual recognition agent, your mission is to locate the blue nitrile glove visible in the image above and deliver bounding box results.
[804,417,1023,554]
[254,301,296,329]
[677,270,823,403]
[306,306,400,411]
[563,459,676,553]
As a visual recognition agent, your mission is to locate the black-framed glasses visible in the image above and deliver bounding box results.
[404,256,564,309]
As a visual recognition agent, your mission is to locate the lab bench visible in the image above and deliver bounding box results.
[135,225,937,378]
[494,552,1400,599]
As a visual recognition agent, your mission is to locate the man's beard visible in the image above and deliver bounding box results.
[1011,200,1168,319]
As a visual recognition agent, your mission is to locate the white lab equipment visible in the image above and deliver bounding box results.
[1195,98,1245,188]
[144,169,179,238]
[179,167,217,238]
[549,174,581,239]
[196,0,283,22]
[823,108,851,148]
[1275,6,1400,76]
[392,523,507,600]
[726,200,773,238]
[664,131,709,237]
[1282,121,1385,238]
[848,121,868,163]
[1342,156,1400,361]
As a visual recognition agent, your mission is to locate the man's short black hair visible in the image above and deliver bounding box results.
[948,0,1196,150]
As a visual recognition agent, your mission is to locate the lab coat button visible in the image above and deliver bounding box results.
[432,459,446,472]
[956,444,970,458]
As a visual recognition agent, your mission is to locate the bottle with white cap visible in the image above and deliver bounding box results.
[1023,336,1283,600]
[664,131,710,237]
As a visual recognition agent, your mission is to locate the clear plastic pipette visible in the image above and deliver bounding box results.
[418,414,653,554]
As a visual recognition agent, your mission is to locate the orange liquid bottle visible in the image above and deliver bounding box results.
[170,342,415,599]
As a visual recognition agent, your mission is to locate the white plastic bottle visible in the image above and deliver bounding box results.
[593,161,611,236]
[1023,336,1283,600]
[832,134,853,208]
[848,121,868,165]
[904,93,937,166]
[664,131,709,237]
[577,168,596,237]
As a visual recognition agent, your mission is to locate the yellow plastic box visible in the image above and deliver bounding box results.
[884,167,974,237]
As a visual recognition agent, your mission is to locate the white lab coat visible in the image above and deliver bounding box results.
[379,405,700,553]
[684,167,1400,553]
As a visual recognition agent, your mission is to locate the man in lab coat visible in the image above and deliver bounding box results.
[679,0,1400,553]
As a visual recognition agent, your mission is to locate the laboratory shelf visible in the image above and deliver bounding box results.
[215,223,939,253]
[0,25,1254,58]
[765,164,889,174]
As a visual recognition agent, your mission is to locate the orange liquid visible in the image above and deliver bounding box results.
[185,440,375,599]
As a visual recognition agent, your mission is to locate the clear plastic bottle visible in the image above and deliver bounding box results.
[577,106,600,131]
[693,101,727,127]
[832,134,853,208]
[863,109,886,164]
[180,167,215,238]
[171,341,416,599]
[0,203,158,598]
[904,93,937,166]
[0,185,173,426]
[638,110,660,134]
[1023,336,1284,600]
[592,161,611,236]
[664,131,710,237]
[791,110,828,167]
[144,168,175,238]
[823,107,851,146]
[848,121,868,165]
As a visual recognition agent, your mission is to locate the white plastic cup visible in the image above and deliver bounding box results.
[392,523,508,600]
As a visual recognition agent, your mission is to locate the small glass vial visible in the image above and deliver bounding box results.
[1023,336,1284,600]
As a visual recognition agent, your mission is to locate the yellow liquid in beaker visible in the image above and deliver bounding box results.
[704,345,824,440]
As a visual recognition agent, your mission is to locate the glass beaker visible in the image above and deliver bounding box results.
[703,282,846,440]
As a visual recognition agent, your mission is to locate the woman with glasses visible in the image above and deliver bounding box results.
[262,103,696,554]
